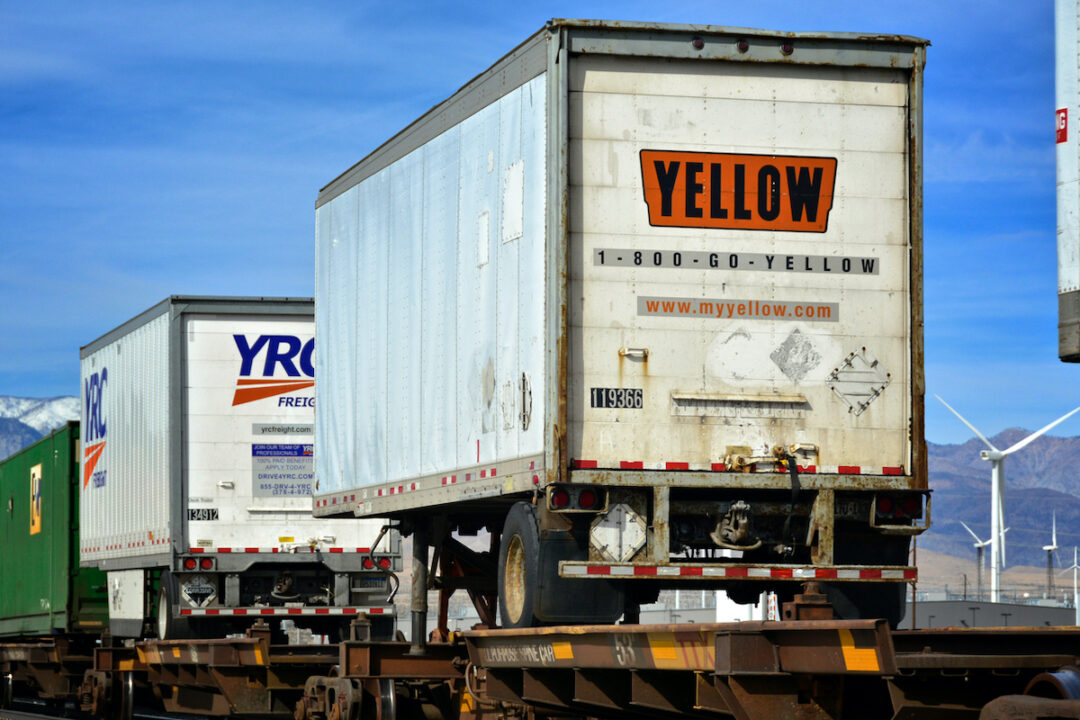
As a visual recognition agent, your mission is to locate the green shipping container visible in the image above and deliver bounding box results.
[0,421,107,636]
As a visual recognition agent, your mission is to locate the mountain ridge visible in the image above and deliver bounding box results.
[0,395,79,460]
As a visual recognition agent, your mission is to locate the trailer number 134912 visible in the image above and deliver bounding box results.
[591,388,643,409]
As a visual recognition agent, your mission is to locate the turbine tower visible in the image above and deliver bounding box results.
[1062,547,1080,626]
[936,396,1080,602]
[1043,512,1061,598]
[960,521,990,601]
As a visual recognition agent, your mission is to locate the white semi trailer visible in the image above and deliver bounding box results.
[1058,0,1080,361]
[80,296,398,638]
[313,20,929,634]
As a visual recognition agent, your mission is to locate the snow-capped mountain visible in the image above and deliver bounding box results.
[0,395,79,459]
[0,395,79,435]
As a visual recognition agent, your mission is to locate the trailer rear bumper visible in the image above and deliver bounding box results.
[559,561,917,582]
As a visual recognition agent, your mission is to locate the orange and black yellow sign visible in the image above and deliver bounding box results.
[640,150,837,233]
[30,463,42,535]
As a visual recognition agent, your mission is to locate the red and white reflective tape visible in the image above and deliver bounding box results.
[315,462,547,509]
[560,562,916,582]
[315,494,358,508]
[187,547,372,554]
[179,606,392,617]
[571,461,904,475]
[84,537,172,554]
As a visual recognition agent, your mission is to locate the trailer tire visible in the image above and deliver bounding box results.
[157,571,191,640]
[498,502,541,628]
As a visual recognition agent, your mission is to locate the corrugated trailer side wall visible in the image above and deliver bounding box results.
[315,74,548,502]
[80,310,171,565]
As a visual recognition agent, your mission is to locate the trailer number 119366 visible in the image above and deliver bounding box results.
[591,388,644,409]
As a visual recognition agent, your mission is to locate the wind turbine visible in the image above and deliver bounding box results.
[960,521,990,601]
[936,396,1080,602]
[1043,512,1061,598]
[1061,547,1080,626]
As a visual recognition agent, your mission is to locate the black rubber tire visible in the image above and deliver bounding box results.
[157,571,191,640]
[497,502,541,628]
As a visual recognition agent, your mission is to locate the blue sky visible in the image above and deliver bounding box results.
[0,1,1070,443]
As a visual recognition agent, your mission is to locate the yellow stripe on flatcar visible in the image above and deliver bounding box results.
[838,628,879,672]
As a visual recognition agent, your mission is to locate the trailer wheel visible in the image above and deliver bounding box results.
[498,502,540,628]
[157,571,191,640]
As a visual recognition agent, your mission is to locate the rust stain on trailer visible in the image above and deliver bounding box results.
[908,47,928,492]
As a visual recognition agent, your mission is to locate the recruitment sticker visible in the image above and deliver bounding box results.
[251,444,314,498]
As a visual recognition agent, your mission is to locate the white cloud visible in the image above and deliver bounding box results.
[926,130,1054,184]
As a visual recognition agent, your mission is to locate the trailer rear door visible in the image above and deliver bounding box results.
[567,55,913,473]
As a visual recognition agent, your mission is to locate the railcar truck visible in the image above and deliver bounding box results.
[312,20,929,630]
[80,296,398,638]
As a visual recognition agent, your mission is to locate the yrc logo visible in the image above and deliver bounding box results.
[232,335,315,406]
[83,367,108,489]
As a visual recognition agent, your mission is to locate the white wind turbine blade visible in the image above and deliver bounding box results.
[1003,405,1080,455]
[1060,548,1080,575]
[935,395,998,451]
[960,521,985,545]
[1044,512,1060,551]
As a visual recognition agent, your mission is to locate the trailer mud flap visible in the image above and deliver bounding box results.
[537,532,623,624]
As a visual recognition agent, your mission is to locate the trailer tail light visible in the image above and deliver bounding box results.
[199,558,214,570]
[378,557,391,569]
[546,484,607,512]
[874,494,924,520]
[362,557,375,570]
[183,558,197,570]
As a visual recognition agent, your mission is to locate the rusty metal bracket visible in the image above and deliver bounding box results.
[341,641,465,680]
[806,489,835,565]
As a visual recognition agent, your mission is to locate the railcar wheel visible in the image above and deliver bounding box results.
[379,678,396,720]
[117,672,134,720]
[0,672,12,709]
[498,502,540,628]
